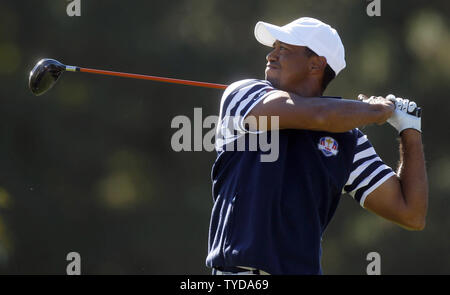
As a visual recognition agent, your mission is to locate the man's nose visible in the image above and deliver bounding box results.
[266,48,279,62]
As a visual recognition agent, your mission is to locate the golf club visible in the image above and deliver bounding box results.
[28,58,228,96]
[27,59,422,118]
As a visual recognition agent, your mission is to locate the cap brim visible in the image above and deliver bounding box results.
[254,21,305,47]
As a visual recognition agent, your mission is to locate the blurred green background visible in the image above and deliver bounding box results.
[0,0,449,274]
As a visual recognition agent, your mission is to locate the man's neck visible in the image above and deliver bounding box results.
[291,80,323,97]
[292,84,323,97]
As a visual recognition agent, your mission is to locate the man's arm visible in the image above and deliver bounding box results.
[245,91,394,132]
[363,129,428,230]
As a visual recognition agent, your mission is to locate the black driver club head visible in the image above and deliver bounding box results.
[29,58,66,96]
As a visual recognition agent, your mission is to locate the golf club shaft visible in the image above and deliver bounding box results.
[65,65,228,90]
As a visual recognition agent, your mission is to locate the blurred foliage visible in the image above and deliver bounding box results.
[0,0,449,274]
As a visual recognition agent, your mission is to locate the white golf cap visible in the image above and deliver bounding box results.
[254,17,346,75]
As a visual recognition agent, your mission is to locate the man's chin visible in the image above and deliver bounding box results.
[265,69,280,86]
[265,75,280,88]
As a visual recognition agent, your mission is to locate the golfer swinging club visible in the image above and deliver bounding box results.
[206,17,428,275]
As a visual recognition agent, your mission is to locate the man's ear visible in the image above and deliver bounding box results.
[309,56,327,75]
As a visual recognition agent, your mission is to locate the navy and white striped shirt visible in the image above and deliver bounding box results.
[215,79,276,150]
[343,132,396,206]
[207,79,395,274]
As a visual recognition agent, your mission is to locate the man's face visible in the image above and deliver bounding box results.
[265,41,312,91]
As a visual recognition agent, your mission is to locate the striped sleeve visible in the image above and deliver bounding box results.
[343,129,396,208]
[218,79,278,134]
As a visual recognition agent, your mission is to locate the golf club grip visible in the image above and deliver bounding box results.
[77,67,228,90]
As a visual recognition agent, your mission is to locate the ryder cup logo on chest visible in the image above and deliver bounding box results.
[318,137,339,157]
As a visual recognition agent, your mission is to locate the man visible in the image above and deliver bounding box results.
[206,17,428,275]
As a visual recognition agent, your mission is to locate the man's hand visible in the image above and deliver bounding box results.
[357,94,395,125]
[385,94,422,134]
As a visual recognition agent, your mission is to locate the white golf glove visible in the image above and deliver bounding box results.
[386,94,422,134]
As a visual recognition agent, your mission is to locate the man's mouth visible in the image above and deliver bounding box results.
[266,63,280,69]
